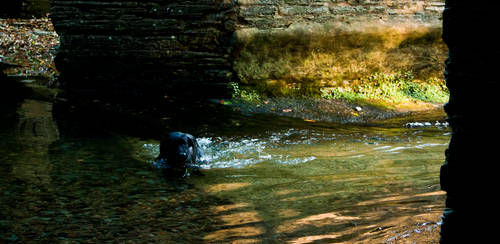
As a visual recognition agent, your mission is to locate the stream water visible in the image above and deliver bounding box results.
[0,98,449,243]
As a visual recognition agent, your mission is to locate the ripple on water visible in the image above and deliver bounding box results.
[140,129,317,169]
[140,126,449,170]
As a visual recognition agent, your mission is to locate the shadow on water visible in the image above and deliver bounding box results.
[0,87,449,243]
[0,92,230,242]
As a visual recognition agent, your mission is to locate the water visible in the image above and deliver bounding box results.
[0,98,449,243]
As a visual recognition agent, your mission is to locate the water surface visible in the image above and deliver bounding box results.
[0,98,449,243]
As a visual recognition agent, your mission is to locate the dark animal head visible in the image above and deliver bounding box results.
[157,132,197,167]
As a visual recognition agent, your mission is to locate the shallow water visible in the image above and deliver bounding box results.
[0,98,449,243]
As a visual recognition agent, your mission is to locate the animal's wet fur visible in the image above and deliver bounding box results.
[155,132,204,177]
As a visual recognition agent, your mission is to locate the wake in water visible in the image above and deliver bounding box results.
[141,130,319,169]
[140,124,449,170]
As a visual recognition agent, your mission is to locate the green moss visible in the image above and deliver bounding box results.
[229,82,262,103]
[234,23,447,86]
[320,71,449,104]
[231,23,448,108]
[230,71,448,110]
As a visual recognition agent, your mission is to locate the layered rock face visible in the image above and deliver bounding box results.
[238,0,443,28]
[50,0,445,99]
[50,0,238,98]
[234,0,446,86]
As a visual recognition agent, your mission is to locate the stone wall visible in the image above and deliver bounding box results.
[238,0,443,29]
[50,0,445,99]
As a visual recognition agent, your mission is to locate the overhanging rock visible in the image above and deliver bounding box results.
[50,0,238,99]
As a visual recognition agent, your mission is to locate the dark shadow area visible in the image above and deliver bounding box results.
[51,91,251,140]
[0,83,231,242]
[0,0,50,18]
[49,1,238,101]
[1,1,22,18]
[0,62,31,129]
[439,1,500,243]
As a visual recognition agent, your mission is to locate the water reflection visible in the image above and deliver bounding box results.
[1,98,449,243]
[180,126,449,243]
[12,99,59,186]
[0,99,222,242]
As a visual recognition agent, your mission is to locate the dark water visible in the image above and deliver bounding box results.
[0,98,449,243]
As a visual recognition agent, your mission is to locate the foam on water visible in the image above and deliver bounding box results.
[140,125,449,170]
[141,130,326,169]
